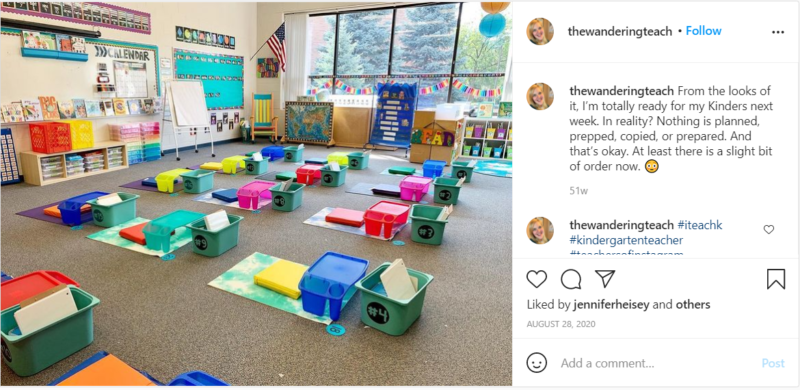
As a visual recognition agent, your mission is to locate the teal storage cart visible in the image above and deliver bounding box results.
[284,146,304,162]
[451,161,475,183]
[244,158,269,175]
[0,286,100,376]
[320,165,348,187]
[85,192,139,228]
[186,214,243,257]
[355,263,434,336]
[179,169,215,194]
[409,204,449,245]
[347,151,370,170]
[269,183,305,212]
[433,177,462,205]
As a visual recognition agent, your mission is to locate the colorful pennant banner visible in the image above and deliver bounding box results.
[307,81,333,95]
[419,80,449,95]
[452,79,502,97]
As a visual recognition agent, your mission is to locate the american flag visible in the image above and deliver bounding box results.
[268,23,286,72]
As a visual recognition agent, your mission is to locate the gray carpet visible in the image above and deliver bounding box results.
[0,142,511,386]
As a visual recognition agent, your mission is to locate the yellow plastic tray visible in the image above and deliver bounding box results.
[254,259,308,299]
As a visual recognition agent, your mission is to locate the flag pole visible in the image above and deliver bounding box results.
[250,38,270,61]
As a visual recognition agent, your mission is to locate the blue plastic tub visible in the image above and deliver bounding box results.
[298,252,369,321]
[58,191,110,225]
[1,272,11,282]
[422,160,446,179]
[168,371,230,386]
[260,146,285,161]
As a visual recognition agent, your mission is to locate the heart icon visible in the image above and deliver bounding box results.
[764,225,774,234]
[527,270,547,288]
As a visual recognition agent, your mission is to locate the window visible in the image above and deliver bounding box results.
[308,3,510,107]
[391,4,459,74]
[337,10,392,75]
[309,15,335,76]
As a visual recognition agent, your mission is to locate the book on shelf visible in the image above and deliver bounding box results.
[38,96,60,120]
[21,99,43,121]
[72,99,87,118]
[127,99,143,115]
[2,103,26,123]
[85,100,104,117]
[498,101,512,117]
[142,98,154,114]
[55,34,73,52]
[70,37,86,54]
[102,100,116,116]
[112,99,128,115]
[58,101,75,119]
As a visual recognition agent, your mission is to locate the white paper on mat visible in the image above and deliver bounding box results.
[170,81,209,127]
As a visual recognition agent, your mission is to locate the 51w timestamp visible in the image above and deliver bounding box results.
[570,186,589,195]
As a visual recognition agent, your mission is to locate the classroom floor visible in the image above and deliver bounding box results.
[0,142,511,386]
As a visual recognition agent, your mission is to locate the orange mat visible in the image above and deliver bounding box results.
[43,204,91,218]
[56,354,156,386]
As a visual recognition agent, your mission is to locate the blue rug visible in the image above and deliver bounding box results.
[475,159,512,178]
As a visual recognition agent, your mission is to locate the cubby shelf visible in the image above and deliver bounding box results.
[20,141,129,186]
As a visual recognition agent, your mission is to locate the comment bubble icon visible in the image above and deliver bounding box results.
[561,269,582,290]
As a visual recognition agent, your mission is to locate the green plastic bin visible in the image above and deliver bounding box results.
[1,286,100,376]
[320,165,348,187]
[451,161,475,183]
[284,146,304,162]
[244,158,269,175]
[269,183,305,212]
[433,177,463,205]
[409,204,449,245]
[355,263,434,336]
[179,169,215,194]
[347,152,370,170]
[86,192,139,227]
[186,214,243,257]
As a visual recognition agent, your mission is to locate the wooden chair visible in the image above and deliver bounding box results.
[250,93,279,144]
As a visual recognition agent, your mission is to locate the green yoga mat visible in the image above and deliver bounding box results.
[86,217,193,257]
[208,252,357,325]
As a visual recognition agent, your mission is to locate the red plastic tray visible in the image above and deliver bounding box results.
[325,208,365,227]
[0,270,79,310]
[120,222,174,245]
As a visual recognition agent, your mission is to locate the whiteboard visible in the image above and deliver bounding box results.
[169,81,209,127]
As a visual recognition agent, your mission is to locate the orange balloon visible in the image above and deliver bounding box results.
[481,2,509,14]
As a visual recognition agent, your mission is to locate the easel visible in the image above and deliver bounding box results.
[160,80,215,161]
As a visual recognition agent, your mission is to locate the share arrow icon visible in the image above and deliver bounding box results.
[595,270,615,288]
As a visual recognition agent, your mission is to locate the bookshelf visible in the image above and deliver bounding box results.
[460,117,513,160]
[19,141,129,186]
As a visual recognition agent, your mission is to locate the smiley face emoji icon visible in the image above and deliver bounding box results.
[645,159,659,173]
[527,352,547,373]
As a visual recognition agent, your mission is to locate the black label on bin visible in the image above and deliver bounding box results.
[93,210,104,223]
[367,302,389,324]
[2,339,10,362]
[350,159,359,167]
[274,196,286,207]
[286,152,293,160]
[323,174,333,183]
[418,225,436,240]
[184,180,194,190]
[438,190,452,201]
[247,163,255,172]
[456,170,467,179]
[194,235,208,250]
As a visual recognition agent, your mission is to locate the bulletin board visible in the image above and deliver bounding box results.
[173,48,243,110]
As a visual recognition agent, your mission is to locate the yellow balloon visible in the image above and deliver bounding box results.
[481,2,510,14]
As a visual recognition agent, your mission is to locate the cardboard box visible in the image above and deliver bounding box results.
[410,143,431,164]
[413,110,435,129]
[430,143,457,166]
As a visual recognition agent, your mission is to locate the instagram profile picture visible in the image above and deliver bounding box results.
[527,83,553,111]
[528,217,553,245]
[527,18,553,45]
